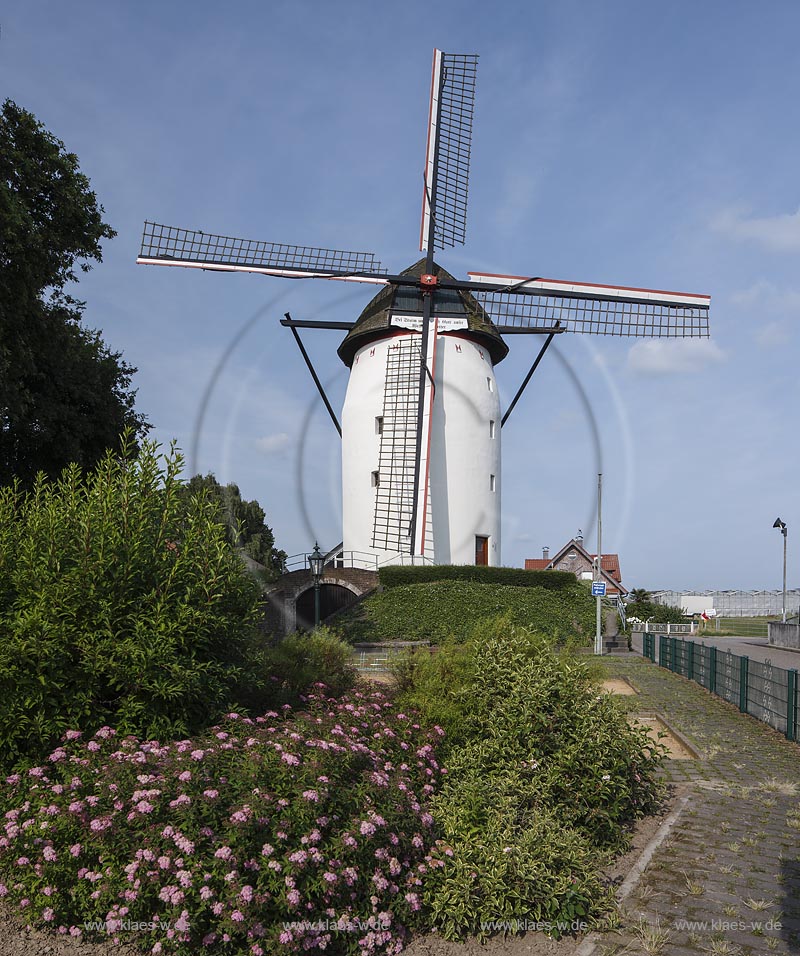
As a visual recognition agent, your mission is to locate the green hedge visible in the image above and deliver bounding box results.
[334,579,596,644]
[378,563,576,590]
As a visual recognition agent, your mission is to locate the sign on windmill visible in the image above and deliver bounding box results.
[137,50,711,571]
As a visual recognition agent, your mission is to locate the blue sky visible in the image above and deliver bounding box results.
[3,0,799,590]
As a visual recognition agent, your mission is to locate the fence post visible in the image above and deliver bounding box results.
[788,670,798,742]
[739,656,749,713]
[670,636,678,672]
[688,640,695,682]
[710,646,717,695]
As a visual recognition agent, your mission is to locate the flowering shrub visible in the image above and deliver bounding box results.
[0,687,443,954]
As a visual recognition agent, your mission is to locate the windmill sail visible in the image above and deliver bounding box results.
[371,334,434,558]
[420,51,478,253]
[467,272,710,337]
[137,222,388,284]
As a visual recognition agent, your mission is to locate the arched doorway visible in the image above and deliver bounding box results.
[295,583,358,631]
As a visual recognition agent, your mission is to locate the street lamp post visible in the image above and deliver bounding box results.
[773,519,788,624]
[308,542,324,630]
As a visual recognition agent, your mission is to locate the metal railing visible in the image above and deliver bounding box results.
[282,550,381,572]
[641,634,798,741]
[633,621,698,635]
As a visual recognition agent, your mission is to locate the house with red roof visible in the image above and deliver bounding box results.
[525,532,627,596]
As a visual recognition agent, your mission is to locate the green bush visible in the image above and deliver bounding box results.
[334,579,596,644]
[378,563,575,590]
[393,618,666,939]
[261,628,358,703]
[0,434,264,768]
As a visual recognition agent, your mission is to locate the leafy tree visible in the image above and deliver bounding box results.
[0,434,265,768]
[0,99,148,487]
[628,587,652,604]
[183,473,287,578]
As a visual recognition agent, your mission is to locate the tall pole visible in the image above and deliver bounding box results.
[595,473,603,655]
[783,528,787,624]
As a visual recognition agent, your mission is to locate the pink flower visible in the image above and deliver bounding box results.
[231,910,244,922]
[43,907,54,922]
[203,789,219,800]
[86,741,101,752]
[43,847,57,862]
[178,770,191,782]
[199,886,214,900]
[214,846,233,861]
[240,885,254,902]
[190,750,205,761]
[260,844,274,857]
[301,790,319,802]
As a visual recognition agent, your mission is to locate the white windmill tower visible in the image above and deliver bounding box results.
[137,50,710,570]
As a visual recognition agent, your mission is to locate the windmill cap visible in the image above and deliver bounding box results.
[337,258,509,367]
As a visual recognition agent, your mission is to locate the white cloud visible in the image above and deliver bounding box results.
[755,321,791,348]
[712,206,800,251]
[731,279,800,313]
[255,433,291,455]
[627,339,726,375]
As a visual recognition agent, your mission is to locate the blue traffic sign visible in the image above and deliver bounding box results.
[591,581,606,596]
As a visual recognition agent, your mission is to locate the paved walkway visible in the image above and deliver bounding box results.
[595,653,800,956]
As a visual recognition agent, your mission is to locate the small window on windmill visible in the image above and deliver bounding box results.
[486,377,493,392]
[371,470,380,488]
[489,420,496,438]
[489,474,496,492]
[375,416,384,435]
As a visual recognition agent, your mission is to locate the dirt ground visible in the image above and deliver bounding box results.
[0,791,677,956]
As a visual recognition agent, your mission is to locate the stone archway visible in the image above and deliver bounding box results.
[295,582,360,631]
[264,568,378,637]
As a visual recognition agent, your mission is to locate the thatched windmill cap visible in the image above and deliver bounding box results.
[337,258,509,368]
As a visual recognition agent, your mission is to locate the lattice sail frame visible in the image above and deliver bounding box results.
[138,222,387,281]
[420,51,478,253]
[467,273,710,338]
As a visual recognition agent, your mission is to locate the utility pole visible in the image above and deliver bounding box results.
[595,473,603,655]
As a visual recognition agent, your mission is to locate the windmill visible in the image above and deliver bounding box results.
[138,50,710,569]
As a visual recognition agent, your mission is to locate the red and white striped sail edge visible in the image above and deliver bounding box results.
[135,257,390,285]
[467,272,711,308]
[419,49,444,253]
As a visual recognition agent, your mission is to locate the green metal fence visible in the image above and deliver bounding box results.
[644,635,798,741]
